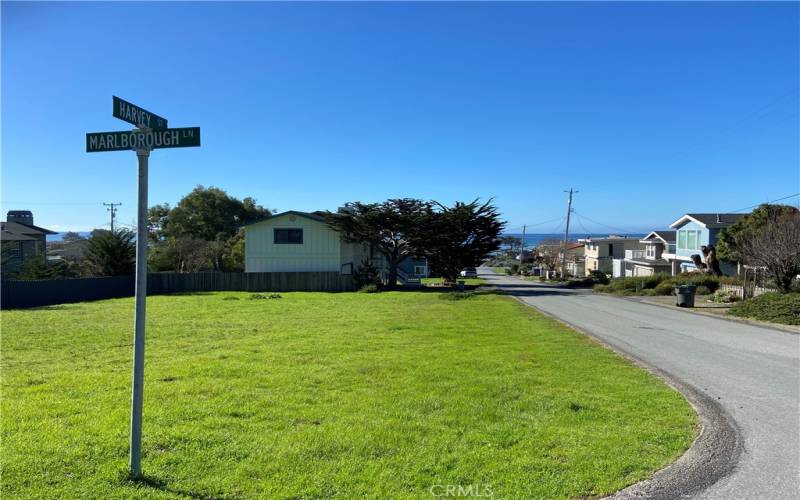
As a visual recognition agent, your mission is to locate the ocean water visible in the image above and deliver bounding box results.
[47,232,91,242]
[504,233,645,249]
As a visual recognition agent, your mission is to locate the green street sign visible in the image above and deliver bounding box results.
[86,127,201,152]
[113,96,168,129]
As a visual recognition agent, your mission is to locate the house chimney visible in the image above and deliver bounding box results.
[7,210,34,226]
[716,213,721,224]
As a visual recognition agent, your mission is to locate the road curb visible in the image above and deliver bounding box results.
[631,297,800,335]
[505,293,744,499]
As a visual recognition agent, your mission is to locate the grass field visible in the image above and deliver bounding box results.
[2,291,696,499]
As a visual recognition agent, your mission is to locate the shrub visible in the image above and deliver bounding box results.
[594,284,610,293]
[729,292,800,325]
[566,277,595,288]
[719,275,743,286]
[639,289,657,296]
[508,263,520,275]
[588,270,610,285]
[674,273,721,293]
[712,289,740,303]
[354,259,381,288]
[643,273,671,289]
[695,285,711,295]
[654,281,675,295]
[358,284,381,294]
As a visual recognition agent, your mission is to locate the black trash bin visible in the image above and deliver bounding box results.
[675,285,697,307]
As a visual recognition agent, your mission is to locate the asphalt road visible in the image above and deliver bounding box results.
[479,268,800,499]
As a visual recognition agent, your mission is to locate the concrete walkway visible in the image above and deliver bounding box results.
[480,268,800,499]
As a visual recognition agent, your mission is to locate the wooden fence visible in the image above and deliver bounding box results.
[1,272,355,309]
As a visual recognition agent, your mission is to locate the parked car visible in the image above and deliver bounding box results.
[460,267,478,278]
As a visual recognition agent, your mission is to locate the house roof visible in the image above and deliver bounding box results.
[669,213,745,229]
[578,235,637,243]
[1,221,57,236]
[564,243,584,251]
[1,229,38,241]
[242,210,328,228]
[640,230,676,244]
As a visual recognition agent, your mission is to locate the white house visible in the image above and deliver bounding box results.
[613,231,675,278]
[579,236,645,277]
[242,210,431,284]
[243,211,377,274]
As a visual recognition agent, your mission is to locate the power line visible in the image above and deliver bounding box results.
[504,216,566,234]
[728,193,800,213]
[551,217,566,235]
[662,88,799,166]
[572,211,632,235]
[574,212,592,235]
[506,217,565,232]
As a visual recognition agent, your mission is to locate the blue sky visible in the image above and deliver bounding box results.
[2,2,798,234]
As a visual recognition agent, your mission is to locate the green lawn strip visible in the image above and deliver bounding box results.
[2,292,695,499]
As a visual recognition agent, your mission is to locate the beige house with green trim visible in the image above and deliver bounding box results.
[579,236,644,275]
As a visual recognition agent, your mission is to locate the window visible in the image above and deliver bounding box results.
[274,228,303,244]
[608,243,614,257]
[414,265,426,275]
[678,230,701,250]
[686,231,697,250]
[646,245,655,258]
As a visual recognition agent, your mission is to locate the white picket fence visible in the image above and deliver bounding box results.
[719,283,776,299]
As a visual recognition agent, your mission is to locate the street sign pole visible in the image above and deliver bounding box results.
[86,97,199,478]
[129,138,150,478]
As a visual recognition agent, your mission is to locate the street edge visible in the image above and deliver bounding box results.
[630,296,800,335]
[507,294,744,500]
[496,272,798,335]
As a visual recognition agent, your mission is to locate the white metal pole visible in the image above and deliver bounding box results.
[129,145,150,477]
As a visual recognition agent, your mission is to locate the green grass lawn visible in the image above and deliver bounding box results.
[2,291,695,499]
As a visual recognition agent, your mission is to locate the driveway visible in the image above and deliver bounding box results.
[479,268,800,499]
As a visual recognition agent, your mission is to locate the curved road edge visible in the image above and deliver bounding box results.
[506,293,745,499]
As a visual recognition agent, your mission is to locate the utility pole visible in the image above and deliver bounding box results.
[104,202,122,232]
[561,188,577,278]
[519,224,527,262]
